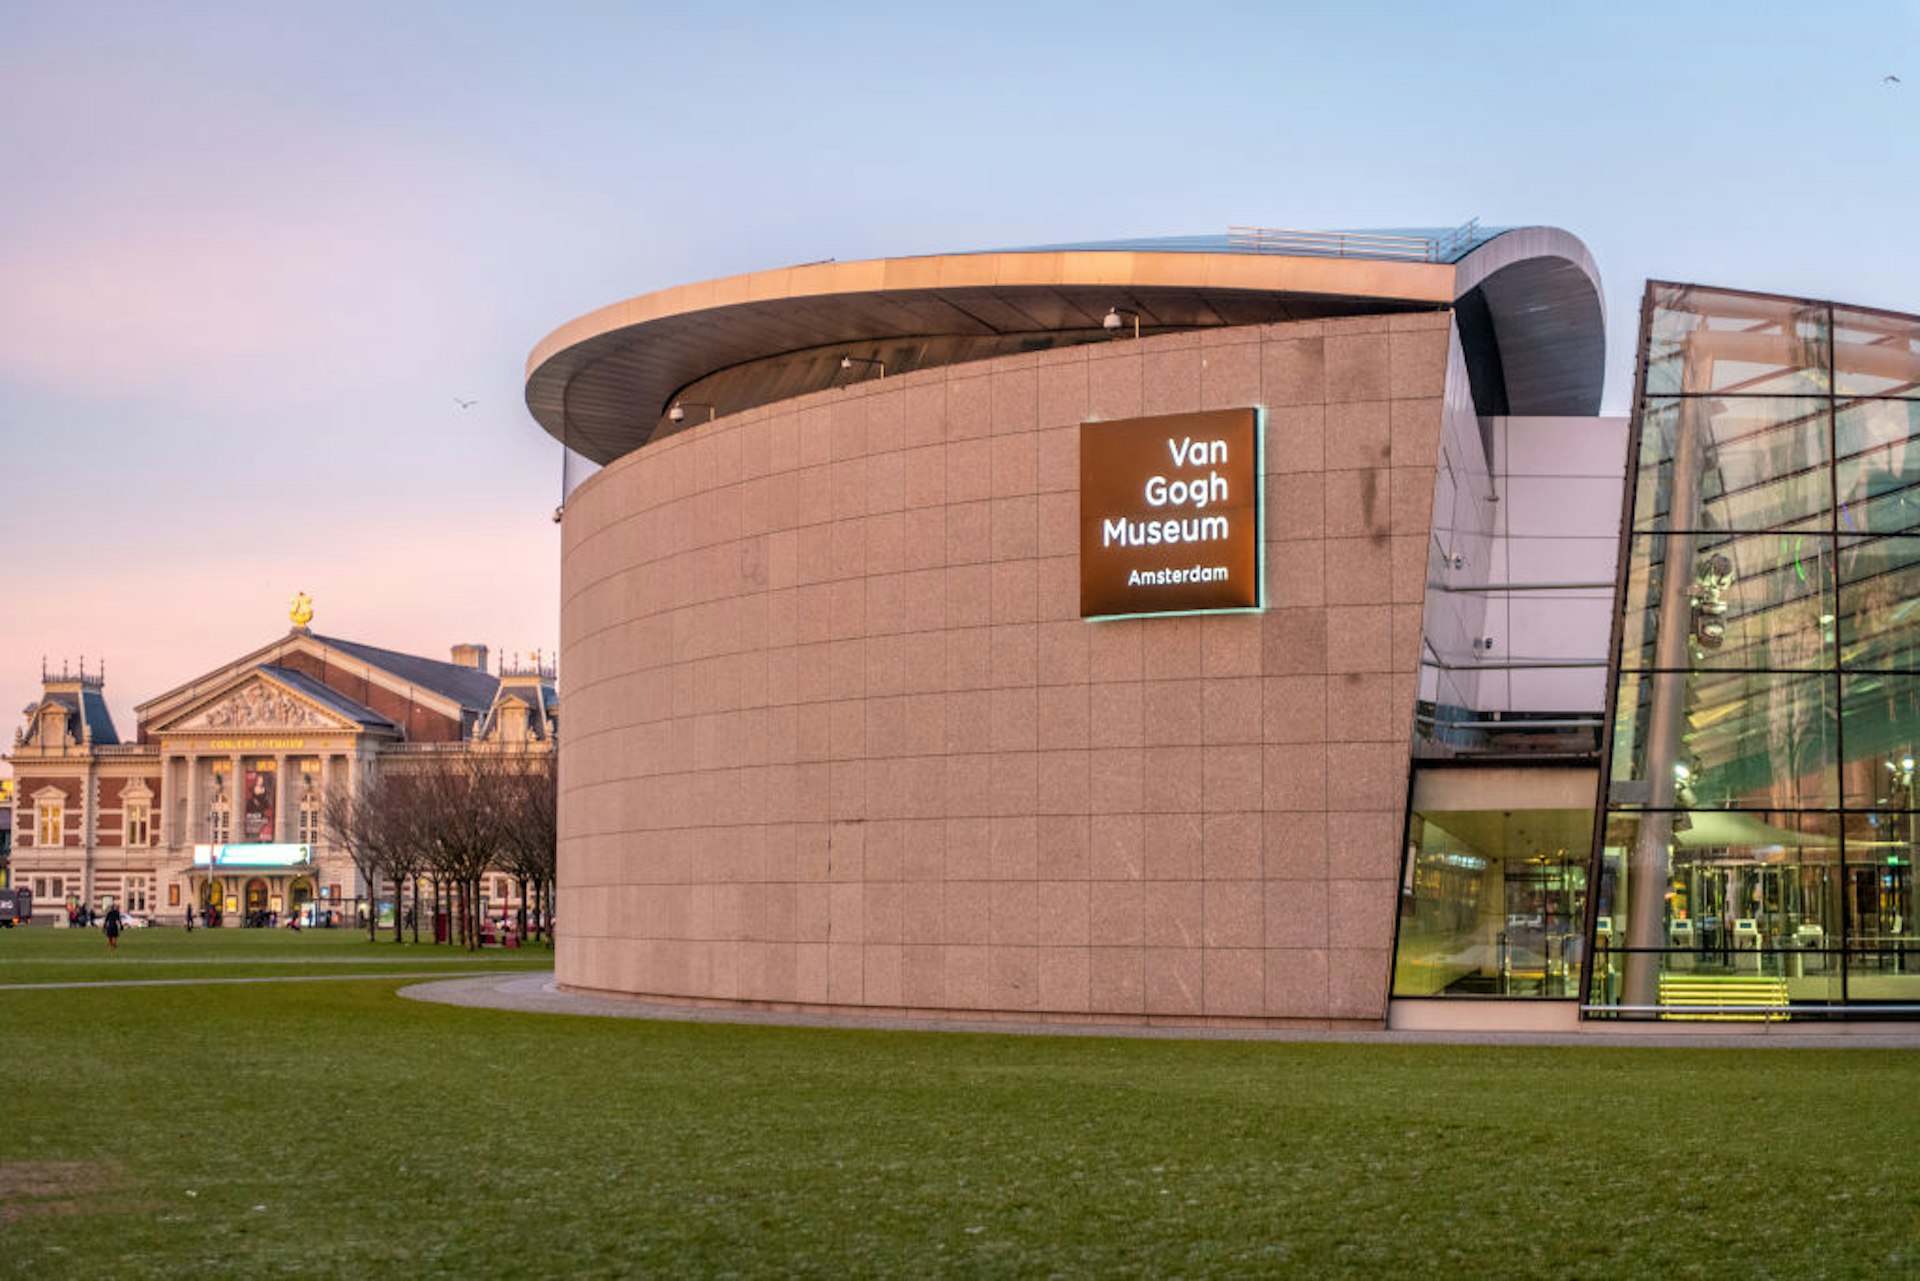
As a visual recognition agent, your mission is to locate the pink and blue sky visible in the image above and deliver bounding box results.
[3,0,1916,750]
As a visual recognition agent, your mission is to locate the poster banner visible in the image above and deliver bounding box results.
[244,762,276,842]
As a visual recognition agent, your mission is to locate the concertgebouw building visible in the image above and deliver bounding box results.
[526,223,1920,1030]
[6,615,556,929]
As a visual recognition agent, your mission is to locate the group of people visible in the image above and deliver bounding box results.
[68,902,129,952]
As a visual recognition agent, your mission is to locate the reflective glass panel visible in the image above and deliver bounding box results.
[1645,287,1831,397]
[1838,537,1920,669]
[1617,531,1833,673]
[1838,675,1920,809]
[1610,668,1838,810]
[1835,399,1920,532]
[1590,812,1847,1008]
[1833,306,1920,398]
[1839,815,1920,1002]
[1393,806,1592,999]
[1634,398,1830,533]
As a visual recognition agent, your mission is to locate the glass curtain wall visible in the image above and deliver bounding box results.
[1590,283,1920,1016]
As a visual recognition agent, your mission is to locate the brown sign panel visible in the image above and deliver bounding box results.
[1080,408,1262,619]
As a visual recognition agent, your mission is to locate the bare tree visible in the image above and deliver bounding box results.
[410,754,504,951]
[376,771,431,945]
[321,773,385,943]
[494,754,556,945]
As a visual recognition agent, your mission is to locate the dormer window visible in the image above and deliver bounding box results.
[37,705,70,748]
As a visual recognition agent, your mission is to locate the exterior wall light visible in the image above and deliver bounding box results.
[839,355,885,379]
[1103,306,1141,339]
[668,401,716,424]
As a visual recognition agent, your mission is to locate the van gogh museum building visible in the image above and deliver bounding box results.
[526,223,1920,1029]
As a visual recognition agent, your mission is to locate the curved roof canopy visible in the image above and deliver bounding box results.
[526,225,1604,465]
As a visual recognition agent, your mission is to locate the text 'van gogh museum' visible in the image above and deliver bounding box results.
[525,223,1920,1030]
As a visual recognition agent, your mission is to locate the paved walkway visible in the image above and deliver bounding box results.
[400,971,1920,1048]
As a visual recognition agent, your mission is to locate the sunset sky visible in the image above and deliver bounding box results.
[4,0,1916,752]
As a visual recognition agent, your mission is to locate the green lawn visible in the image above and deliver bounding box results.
[0,921,552,986]
[2,930,1916,1279]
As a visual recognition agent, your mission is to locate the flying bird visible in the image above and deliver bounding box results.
[1886,75,1902,85]
[453,396,478,409]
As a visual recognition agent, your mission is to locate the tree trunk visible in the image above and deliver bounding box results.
[391,874,403,943]
[410,876,421,944]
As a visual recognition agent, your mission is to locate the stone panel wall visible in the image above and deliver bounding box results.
[556,312,1452,1027]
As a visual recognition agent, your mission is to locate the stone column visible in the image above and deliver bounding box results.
[275,754,292,845]
[229,753,244,842]
[183,754,201,849]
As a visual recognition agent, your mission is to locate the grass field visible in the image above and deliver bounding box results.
[3,928,1917,1279]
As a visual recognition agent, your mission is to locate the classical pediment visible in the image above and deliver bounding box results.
[163,676,356,734]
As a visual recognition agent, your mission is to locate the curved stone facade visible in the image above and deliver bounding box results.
[557,313,1451,1027]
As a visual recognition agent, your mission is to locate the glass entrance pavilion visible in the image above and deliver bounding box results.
[1391,282,1920,1020]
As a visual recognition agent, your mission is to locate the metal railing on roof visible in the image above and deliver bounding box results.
[1227,218,1481,263]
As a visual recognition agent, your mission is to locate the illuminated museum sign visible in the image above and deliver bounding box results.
[1080,408,1263,619]
[192,843,312,868]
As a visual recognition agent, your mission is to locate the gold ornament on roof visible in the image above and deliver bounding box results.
[290,592,314,628]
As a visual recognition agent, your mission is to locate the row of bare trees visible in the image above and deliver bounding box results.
[321,752,555,950]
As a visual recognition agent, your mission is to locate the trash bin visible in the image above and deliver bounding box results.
[433,911,448,944]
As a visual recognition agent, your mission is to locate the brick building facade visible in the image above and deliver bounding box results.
[7,622,555,924]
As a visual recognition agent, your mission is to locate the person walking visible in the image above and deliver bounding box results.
[185,905,195,933]
[103,903,123,953]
